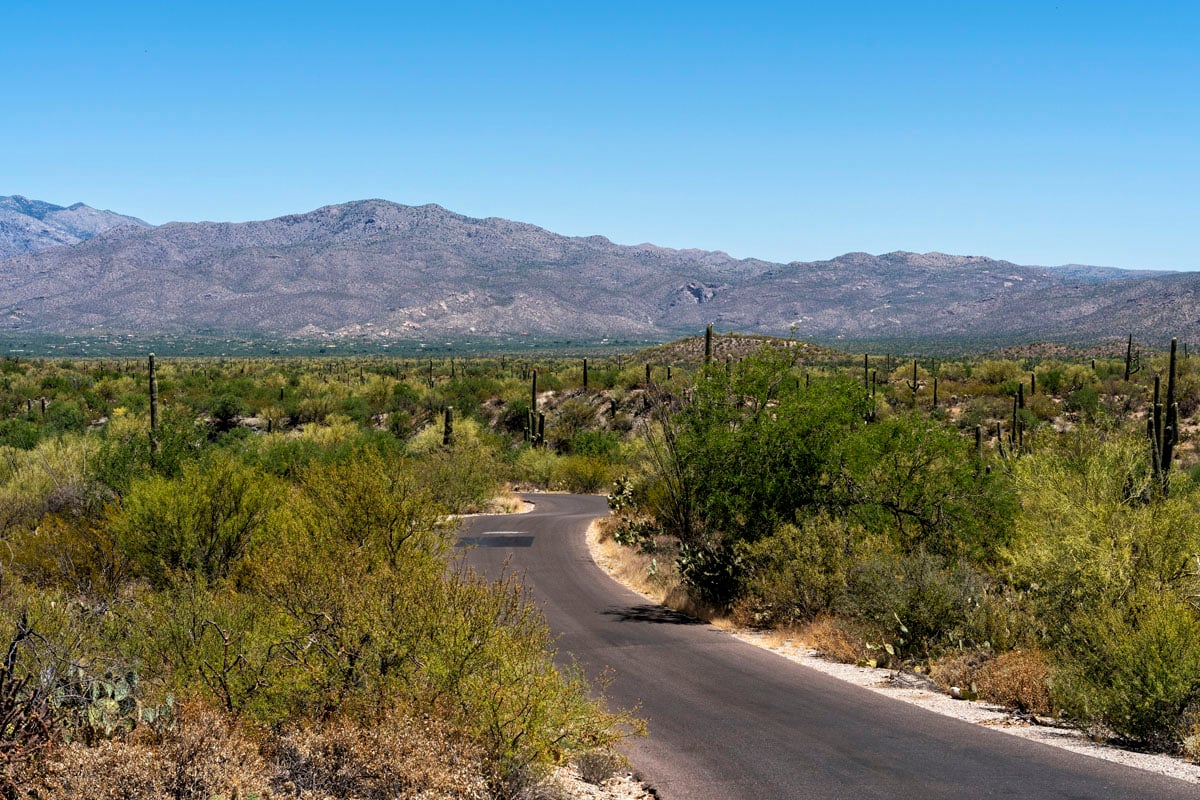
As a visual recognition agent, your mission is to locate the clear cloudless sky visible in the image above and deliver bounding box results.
[2,1,1197,268]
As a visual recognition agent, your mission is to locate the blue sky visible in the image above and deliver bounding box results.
[3,1,1197,268]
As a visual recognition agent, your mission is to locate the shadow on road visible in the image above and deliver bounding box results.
[604,604,704,625]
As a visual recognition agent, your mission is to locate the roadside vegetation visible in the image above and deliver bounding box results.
[3,330,1200,796]
[0,354,642,798]
[602,334,1200,758]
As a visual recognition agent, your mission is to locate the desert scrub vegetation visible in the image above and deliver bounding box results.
[5,333,1200,777]
[605,339,1200,755]
[0,354,644,797]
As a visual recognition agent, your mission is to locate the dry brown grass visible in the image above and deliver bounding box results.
[930,648,1054,715]
[976,649,1054,714]
[31,702,491,800]
[267,711,488,800]
[797,615,874,664]
[35,700,270,800]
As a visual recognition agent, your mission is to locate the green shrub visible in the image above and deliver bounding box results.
[1053,590,1200,748]
[550,455,612,493]
[0,418,40,450]
[842,549,993,661]
[1065,385,1100,417]
[512,447,559,488]
[112,451,283,587]
[737,514,865,625]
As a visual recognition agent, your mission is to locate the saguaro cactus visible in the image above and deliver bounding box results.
[906,360,919,405]
[704,324,714,365]
[443,406,454,446]
[582,358,589,391]
[1151,338,1179,489]
[1124,334,1142,381]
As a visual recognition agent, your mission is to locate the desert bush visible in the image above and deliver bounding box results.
[0,435,98,537]
[297,448,449,562]
[1065,384,1100,417]
[419,440,502,513]
[971,360,1024,384]
[842,549,993,662]
[0,418,39,450]
[978,649,1053,714]
[92,409,204,494]
[1026,393,1059,421]
[421,571,636,779]
[548,398,599,451]
[930,648,1052,713]
[1007,430,1200,634]
[551,455,612,493]
[1053,590,1200,748]
[799,614,874,664]
[111,450,284,587]
[736,514,867,626]
[139,580,300,719]
[512,446,560,487]
[571,428,622,459]
[6,513,129,598]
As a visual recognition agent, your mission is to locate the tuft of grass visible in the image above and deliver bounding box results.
[798,615,874,665]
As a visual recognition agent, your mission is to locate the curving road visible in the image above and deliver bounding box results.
[456,493,1197,800]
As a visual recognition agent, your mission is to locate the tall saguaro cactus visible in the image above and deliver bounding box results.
[443,406,454,447]
[1151,338,1180,490]
[582,358,589,391]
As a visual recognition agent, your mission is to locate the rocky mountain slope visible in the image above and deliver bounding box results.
[0,195,151,259]
[0,198,1193,346]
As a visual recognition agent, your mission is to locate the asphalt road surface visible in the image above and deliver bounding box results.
[456,493,1197,800]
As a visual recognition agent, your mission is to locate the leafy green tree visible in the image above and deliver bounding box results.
[834,414,1016,561]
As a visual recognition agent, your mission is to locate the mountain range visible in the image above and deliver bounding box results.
[0,195,150,259]
[0,197,1195,348]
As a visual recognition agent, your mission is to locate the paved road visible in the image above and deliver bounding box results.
[456,493,1197,800]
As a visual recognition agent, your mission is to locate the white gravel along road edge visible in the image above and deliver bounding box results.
[584,519,1200,786]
